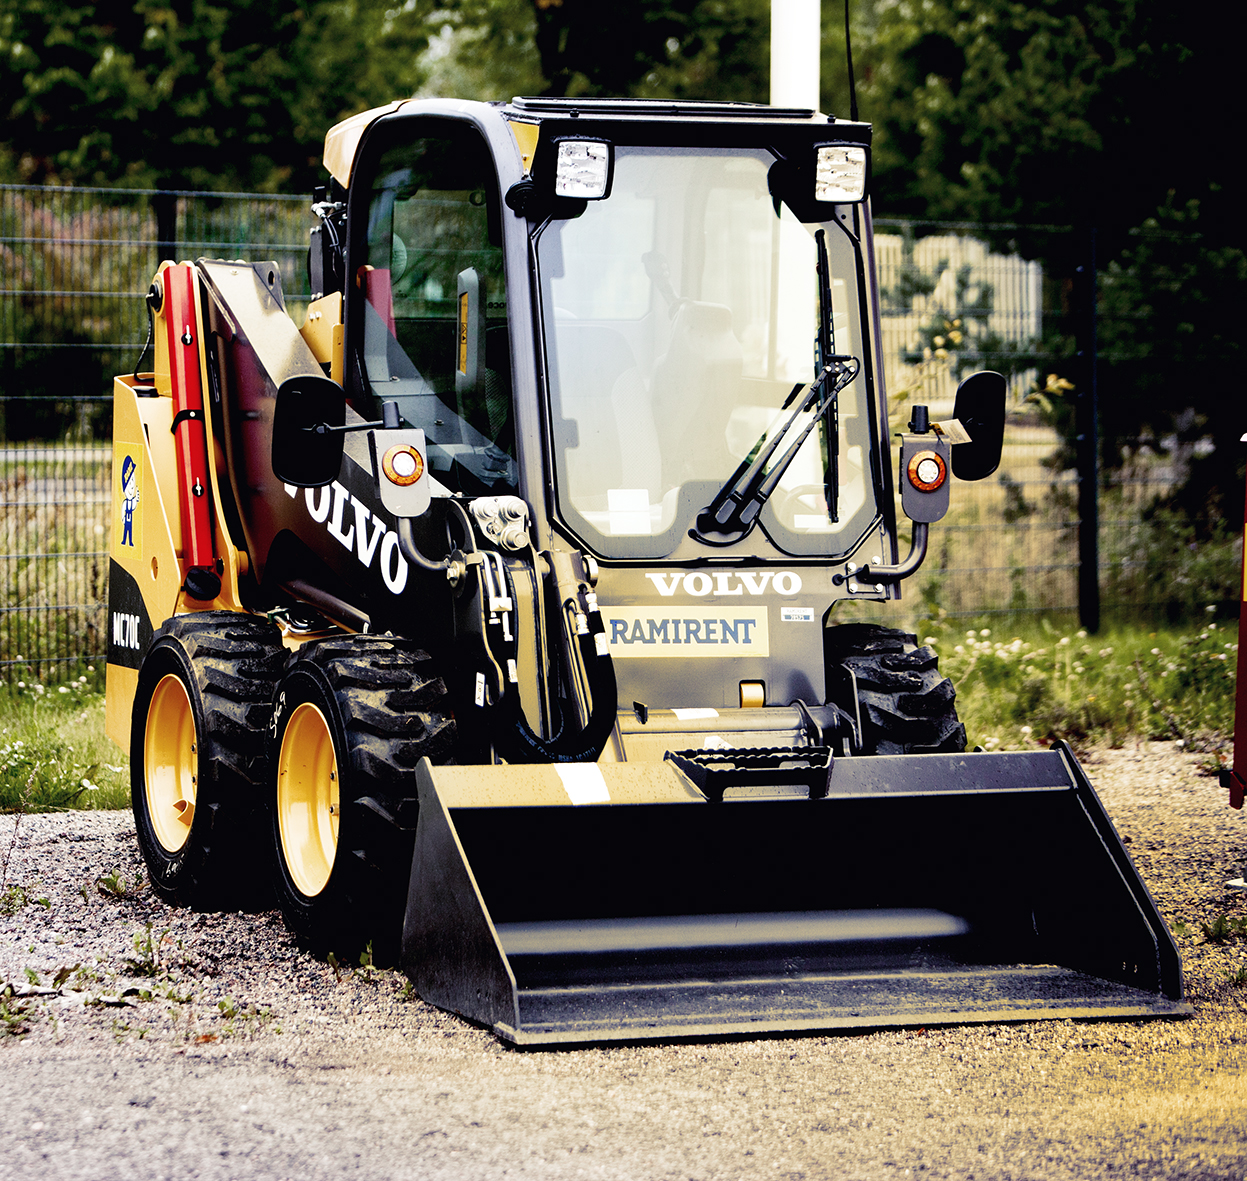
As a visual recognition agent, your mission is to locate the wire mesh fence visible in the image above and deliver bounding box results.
[0,185,1233,677]
[0,185,313,677]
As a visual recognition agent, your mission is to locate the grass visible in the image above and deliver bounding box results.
[926,610,1237,760]
[0,613,1238,813]
[0,680,129,812]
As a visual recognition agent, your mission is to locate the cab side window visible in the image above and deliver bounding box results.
[359,125,515,496]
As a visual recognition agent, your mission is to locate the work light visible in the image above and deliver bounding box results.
[555,141,612,199]
[815,145,867,203]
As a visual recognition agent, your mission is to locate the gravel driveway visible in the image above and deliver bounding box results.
[2,740,1245,1180]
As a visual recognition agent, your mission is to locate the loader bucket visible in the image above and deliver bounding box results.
[401,742,1188,1046]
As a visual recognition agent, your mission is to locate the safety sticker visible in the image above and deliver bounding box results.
[603,608,769,658]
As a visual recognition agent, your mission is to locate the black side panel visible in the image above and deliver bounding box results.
[107,558,155,670]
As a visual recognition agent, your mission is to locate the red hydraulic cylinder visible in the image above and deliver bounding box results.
[162,263,220,600]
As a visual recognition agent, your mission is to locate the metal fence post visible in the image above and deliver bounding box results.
[154,191,177,267]
[1075,227,1101,633]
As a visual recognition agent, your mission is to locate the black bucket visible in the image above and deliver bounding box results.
[401,743,1187,1046]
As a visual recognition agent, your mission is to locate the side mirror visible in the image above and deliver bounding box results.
[271,374,346,487]
[951,370,1006,481]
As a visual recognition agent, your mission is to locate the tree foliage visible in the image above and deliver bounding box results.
[862,0,1238,251]
[863,0,1243,517]
[1097,199,1246,524]
[0,0,431,191]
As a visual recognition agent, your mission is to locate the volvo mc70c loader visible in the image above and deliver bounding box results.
[106,96,1186,1044]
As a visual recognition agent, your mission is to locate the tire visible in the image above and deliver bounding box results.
[268,635,456,965]
[825,623,966,755]
[131,612,285,909]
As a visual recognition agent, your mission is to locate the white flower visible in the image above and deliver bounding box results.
[1151,648,1162,656]
[1076,630,1087,639]
[1059,637,1070,646]
[1020,725,1033,736]
[1206,604,1217,614]
[966,630,977,640]
[980,629,991,637]
[923,637,937,646]
[58,686,69,694]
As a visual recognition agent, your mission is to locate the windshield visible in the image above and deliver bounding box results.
[536,145,877,560]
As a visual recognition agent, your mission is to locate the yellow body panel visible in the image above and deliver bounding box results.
[105,664,139,751]
[300,293,345,385]
[507,120,540,173]
[107,376,184,751]
[323,102,405,188]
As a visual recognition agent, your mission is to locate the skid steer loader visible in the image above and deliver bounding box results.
[106,96,1186,1045]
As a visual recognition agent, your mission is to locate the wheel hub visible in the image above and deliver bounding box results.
[277,702,340,897]
[144,673,197,853]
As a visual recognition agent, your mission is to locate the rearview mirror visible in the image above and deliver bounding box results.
[951,371,1006,481]
[271,374,346,487]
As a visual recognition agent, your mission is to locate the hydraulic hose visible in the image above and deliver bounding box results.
[489,566,618,765]
[394,499,617,763]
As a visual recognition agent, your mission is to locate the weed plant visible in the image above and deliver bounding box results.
[0,682,129,811]
[926,609,1237,759]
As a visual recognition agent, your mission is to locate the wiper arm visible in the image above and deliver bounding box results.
[691,227,852,548]
[690,355,859,547]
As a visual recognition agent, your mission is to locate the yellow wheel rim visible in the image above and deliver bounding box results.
[277,702,340,897]
[144,673,198,853]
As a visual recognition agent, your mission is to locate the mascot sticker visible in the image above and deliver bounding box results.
[116,450,141,553]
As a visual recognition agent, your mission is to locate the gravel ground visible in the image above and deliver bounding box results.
[1,740,1246,1180]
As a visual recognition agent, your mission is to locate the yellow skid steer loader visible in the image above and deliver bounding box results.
[106,96,1186,1045]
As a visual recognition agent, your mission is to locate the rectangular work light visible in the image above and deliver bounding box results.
[554,140,613,199]
[815,145,868,203]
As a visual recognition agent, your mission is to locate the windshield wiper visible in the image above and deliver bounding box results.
[813,227,840,522]
[691,228,857,547]
[691,354,858,546]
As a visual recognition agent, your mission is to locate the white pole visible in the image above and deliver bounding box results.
[770,0,821,110]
